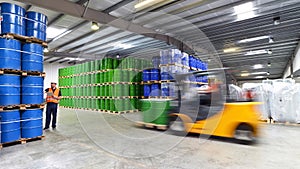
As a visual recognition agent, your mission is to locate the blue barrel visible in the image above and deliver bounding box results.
[0,38,21,70]
[0,74,20,106]
[0,3,26,35]
[21,76,44,104]
[0,110,21,143]
[150,84,160,96]
[21,109,43,138]
[143,84,151,97]
[142,69,150,81]
[150,69,160,81]
[22,43,43,72]
[26,11,47,41]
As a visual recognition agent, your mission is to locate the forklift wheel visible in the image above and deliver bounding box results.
[234,123,256,144]
[169,117,187,136]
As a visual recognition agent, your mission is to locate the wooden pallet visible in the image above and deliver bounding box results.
[20,103,46,110]
[135,121,168,130]
[1,33,47,47]
[22,71,46,77]
[0,105,20,111]
[0,136,45,149]
[0,69,22,75]
[160,80,175,83]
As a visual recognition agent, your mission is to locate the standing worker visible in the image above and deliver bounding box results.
[44,82,62,130]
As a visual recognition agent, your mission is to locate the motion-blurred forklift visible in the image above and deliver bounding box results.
[166,68,261,143]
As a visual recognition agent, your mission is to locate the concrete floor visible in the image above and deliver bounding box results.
[0,108,300,169]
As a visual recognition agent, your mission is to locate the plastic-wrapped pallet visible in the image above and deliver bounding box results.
[269,81,294,122]
[291,84,300,123]
[228,84,243,100]
[261,80,274,120]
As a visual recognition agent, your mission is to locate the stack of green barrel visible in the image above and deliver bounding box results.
[58,57,152,113]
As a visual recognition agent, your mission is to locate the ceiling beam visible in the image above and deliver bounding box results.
[49,57,64,63]
[16,0,194,54]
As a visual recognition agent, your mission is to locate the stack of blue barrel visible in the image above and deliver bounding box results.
[0,3,47,143]
[142,68,161,97]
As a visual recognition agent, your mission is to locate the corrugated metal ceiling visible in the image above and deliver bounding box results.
[11,0,300,81]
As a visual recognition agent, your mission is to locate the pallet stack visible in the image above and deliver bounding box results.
[0,3,47,145]
[59,57,152,113]
[139,49,208,128]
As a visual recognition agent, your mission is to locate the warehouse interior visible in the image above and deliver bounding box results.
[1,0,300,168]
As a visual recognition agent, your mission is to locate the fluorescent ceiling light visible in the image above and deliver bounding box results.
[238,36,270,43]
[65,57,85,61]
[234,2,256,21]
[255,76,265,79]
[134,0,164,9]
[241,73,249,77]
[47,27,67,39]
[245,49,272,56]
[251,72,267,75]
[253,64,263,69]
[223,47,238,53]
[52,30,72,42]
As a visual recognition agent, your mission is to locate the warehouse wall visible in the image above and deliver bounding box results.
[44,63,69,90]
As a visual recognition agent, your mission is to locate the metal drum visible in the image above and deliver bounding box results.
[143,84,151,97]
[0,110,21,143]
[0,38,21,70]
[21,76,44,104]
[0,3,26,35]
[142,69,150,82]
[21,108,43,138]
[0,74,20,106]
[150,68,160,81]
[26,11,47,41]
[21,43,43,72]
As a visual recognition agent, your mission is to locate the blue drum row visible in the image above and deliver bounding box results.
[0,3,48,41]
[0,109,43,143]
[0,74,44,106]
[0,38,44,72]
[142,69,160,81]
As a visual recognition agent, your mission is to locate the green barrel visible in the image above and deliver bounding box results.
[87,86,91,96]
[95,99,100,110]
[114,99,124,112]
[103,71,108,83]
[90,61,95,71]
[136,59,142,70]
[100,99,105,110]
[95,73,99,84]
[104,99,109,110]
[99,72,103,83]
[96,60,101,70]
[129,84,136,96]
[107,70,113,82]
[123,84,129,96]
[112,59,119,69]
[100,85,104,97]
[113,69,122,82]
[103,58,113,69]
[128,70,135,82]
[123,99,130,111]
[122,70,129,82]
[136,85,141,97]
[103,85,107,97]
[113,84,123,97]
[110,99,115,111]
[90,74,94,84]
